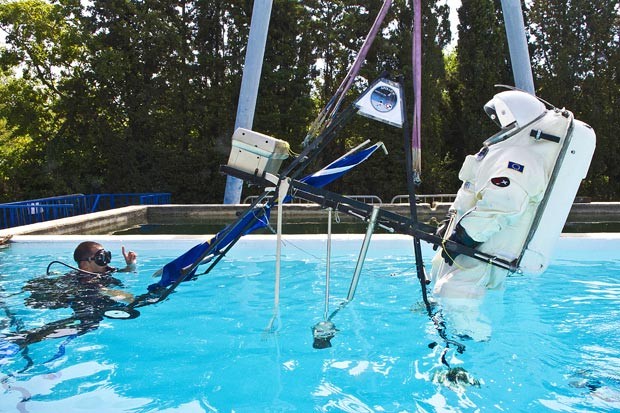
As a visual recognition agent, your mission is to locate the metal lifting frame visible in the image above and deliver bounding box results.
[219,77,520,277]
[221,165,519,274]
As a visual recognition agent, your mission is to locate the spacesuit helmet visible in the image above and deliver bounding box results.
[483,90,546,129]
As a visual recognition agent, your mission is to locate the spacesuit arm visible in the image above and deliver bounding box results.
[458,177,530,243]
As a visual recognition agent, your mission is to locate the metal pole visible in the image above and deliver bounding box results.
[274,181,286,311]
[324,208,332,320]
[223,0,273,204]
[500,0,535,94]
[346,207,380,302]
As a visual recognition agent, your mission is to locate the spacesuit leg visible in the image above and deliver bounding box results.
[438,296,492,341]
[430,255,493,341]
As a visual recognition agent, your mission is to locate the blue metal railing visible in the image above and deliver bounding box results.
[0,193,171,229]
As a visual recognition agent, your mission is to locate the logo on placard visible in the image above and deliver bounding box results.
[370,86,398,113]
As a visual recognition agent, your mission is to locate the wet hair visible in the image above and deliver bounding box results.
[74,241,103,263]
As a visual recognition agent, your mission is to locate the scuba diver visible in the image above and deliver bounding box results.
[429,89,578,341]
[2,241,137,350]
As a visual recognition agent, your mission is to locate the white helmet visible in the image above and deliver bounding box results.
[484,90,546,129]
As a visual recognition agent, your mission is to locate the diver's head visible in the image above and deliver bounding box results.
[484,90,546,129]
[74,241,112,274]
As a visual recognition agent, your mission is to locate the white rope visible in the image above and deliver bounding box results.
[266,178,290,332]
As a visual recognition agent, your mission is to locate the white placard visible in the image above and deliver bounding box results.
[354,78,404,128]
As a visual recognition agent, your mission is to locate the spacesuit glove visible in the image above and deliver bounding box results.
[441,223,481,265]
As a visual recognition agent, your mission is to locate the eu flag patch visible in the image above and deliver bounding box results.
[508,161,525,173]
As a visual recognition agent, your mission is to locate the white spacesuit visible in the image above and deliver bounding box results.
[430,89,589,340]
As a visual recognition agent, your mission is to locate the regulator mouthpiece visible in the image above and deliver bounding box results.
[312,320,337,349]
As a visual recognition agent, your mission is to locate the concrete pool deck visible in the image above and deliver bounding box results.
[0,202,619,237]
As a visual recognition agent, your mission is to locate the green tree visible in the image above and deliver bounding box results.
[0,0,86,200]
[341,0,453,200]
[56,0,249,201]
[253,1,316,147]
[528,0,620,200]
[445,0,513,168]
[296,1,453,201]
[414,0,455,195]
[2,0,615,206]
[302,0,376,166]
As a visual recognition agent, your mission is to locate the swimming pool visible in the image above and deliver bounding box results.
[1,234,619,412]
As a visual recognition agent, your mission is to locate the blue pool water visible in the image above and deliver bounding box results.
[0,234,619,412]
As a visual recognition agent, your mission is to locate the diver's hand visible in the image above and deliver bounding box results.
[122,246,137,264]
[121,246,137,271]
